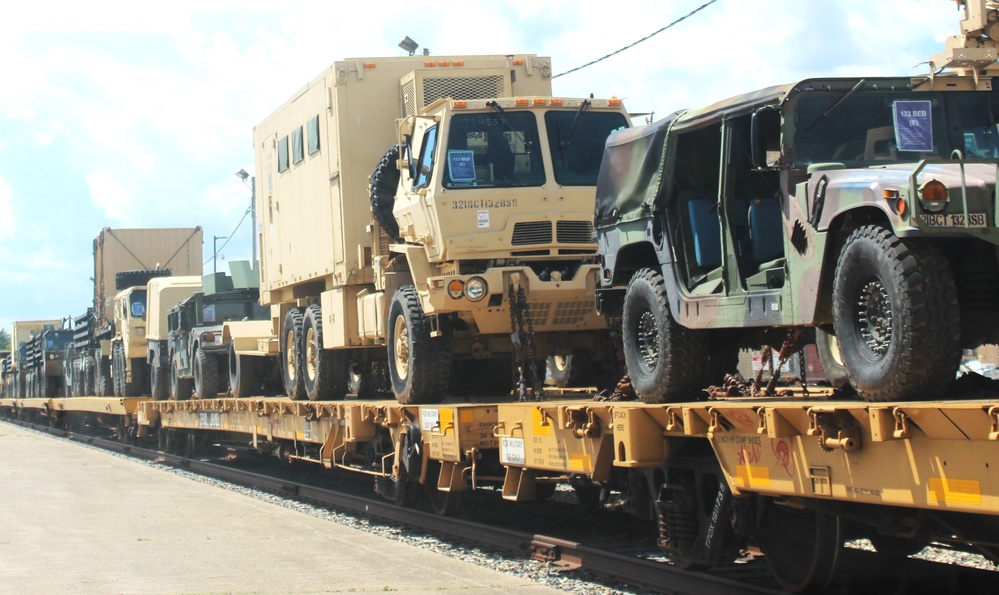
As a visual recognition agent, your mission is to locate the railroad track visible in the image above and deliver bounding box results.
[1,416,778,595]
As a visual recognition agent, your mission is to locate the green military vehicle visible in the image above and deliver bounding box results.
[0,351,11,398]
[168,274,269,400]
[23,325,73,398]
[594,74,999,403]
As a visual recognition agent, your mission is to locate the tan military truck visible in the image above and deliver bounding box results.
[66,228,203,397]
[140,276,203,399]
[251,54,629,403]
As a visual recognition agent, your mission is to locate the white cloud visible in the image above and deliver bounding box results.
[0,176,13,240]
[85,169,133,223]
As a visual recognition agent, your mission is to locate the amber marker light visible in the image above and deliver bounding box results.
[453,100,467,108]
[550,98,564,106]
[453,61,464,66]
[425,61,437,67]
[439,61,451,67]
[533,98,547,106]
[512,59,524,65]
[515,99,529,106]
[363,63,377,69]
[608,98,622,106]
[447,279,465,299]
[918,179,949,213]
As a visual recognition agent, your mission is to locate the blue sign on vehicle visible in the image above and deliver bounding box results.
[893,100,933,152]
[448,150,477,182]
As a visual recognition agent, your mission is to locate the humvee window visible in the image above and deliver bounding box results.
[546,111,628,185]
[792,89,999,165]
[444,112,545,188]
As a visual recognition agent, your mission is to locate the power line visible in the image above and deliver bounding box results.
[553,0,719,79]
[203,205,251,266]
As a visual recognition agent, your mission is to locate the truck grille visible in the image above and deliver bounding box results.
[556,221,593,244]
[512,221,552,245]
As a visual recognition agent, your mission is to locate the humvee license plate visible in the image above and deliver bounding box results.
[919,213,987,228]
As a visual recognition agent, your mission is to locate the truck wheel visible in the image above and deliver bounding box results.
[622,268,707,403]
[228,344,258,398]
[281,308,307,400]
[124,361,144,397]
[348,362,374,398]
[832,225,960,401]
[84,357,96,397]
[548,353,593,388]
[42,374,56,398]
[193,348,220,399]
[302,304,348,401]
[170,357,193,400]
[814,327,849,389]
[370,146,402,242]
[112,343,124,397]
[95,355,111,397]
[150,360,169,400]
[387,285,450,404]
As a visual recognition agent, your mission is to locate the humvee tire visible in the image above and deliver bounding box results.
[193,347,219,399]
[814,327,849,389]
[228,344,258,398]
[388,285,450,404]
[832,225,960,402]
[622,268,707,403]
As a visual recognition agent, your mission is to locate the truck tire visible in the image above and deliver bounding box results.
[281,308,307,400]
[193,347,220,399]
[388,285,450,404]
[95,355,111,397]
[814,327,849,389]
[548,352,592,388]
[124,361,145,397]
[112,343,125,397]
[170,357,193,400]
[832,225,960,402]
[150,361,169,400]
[348,362,373,398]
[370,146,402,242]
[228,344,258,398]
[302,305,348,401]
[622,268,707,403]
[42,374,56,398]
[115,268,172,291]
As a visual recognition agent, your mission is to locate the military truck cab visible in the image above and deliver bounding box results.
[23,325,73,398]
[596,76,999,402]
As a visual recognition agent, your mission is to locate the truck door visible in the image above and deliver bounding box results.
[395,116,441,249]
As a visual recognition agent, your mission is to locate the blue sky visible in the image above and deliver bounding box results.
[0,0,959,333]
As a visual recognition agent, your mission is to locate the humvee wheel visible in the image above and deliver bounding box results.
[169,357,193,400]
[814,327,849,389]
[193,347,220,399]
[548,352,591,388]
[832,225,960,401]
[150,360,169,400]
[387,285,450,404]
[302,305,348,401]
[760,505,841,593]
[281,308,306,400]
[622,268,707,403]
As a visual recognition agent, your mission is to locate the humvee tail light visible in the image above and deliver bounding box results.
[465,277,487,301]
[515,99,529,106]
[919,180,949,213]
[447,280,465,299]
[453,100,468,108]
[550,98,564,106]
[533,98,547,106]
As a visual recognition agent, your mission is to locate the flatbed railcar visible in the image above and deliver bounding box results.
[3,389,998,592]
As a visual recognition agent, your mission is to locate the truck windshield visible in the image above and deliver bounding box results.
[129,290,147,319]
[443,111,545,189]
[545,111,628,185]
[46,333,72,351]
[203,301,267,324]
[792,88,999,166]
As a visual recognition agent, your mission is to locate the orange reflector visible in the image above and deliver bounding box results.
[550,98,564,106]
[431,279,445,289]
[425,61,437,67]
[533,98,547,106]
[453,61,464,66]
[513,59,524,65]
[453,100,467,108]
[920,180,948,201]
[363,63,377,69]
[515,99,529,106]
[883,189,899,200]
[608,98,622,106]
[439,61,450,67]
[896,198,907,216]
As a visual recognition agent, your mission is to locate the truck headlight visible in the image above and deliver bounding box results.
[136,327,145,337]
[465,277,487,301]
[918,180,948,213]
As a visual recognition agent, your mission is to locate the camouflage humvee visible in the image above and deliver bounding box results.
[594,76,999,402]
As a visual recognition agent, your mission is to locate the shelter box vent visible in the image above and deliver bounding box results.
[401,69,512,117]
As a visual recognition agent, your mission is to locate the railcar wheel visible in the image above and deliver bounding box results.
[193,348,220,399]
[832,225,960,401]
[228,344,258,398]
[281,308,306,400]
[814,327,849,389]
[387,285,450,404]
[760,505,841,593]
[302,305,348,401]
[622,268,707,403]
